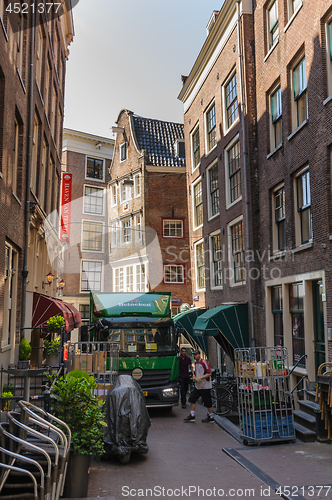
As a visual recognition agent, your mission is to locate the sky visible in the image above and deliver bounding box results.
[63,0,222,139]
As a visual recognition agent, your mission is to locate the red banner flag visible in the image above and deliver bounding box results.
[60,173,72,242]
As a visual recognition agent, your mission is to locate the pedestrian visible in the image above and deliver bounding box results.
[184,349,214,423]
[63,344,69,373]
[177,347,193,408]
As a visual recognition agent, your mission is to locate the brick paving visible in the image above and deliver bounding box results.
[87,403,288,500]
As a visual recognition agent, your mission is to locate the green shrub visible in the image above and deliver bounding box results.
[47,315,65,333]
[43,337,61,355]
[19,338,31,361]
[50,372,105,458]
[1,391,13,411]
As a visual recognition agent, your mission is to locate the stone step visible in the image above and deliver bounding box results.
[305,390,318,402]
[294,422,316,442]
[293,409,316,431]
[298,399,320,417]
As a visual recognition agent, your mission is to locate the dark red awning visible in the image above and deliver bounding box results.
[32,293,82,334]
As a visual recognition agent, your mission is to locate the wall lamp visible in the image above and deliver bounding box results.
[57,278,65,296]
[42,271,54,289]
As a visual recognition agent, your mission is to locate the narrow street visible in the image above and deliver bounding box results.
[87,403,287,500]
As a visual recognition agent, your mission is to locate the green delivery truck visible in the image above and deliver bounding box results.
[90,292,179,408]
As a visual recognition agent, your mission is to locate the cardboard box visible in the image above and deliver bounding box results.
[94,383,111,401]
[93,351,106,372]
[73,353,93,372]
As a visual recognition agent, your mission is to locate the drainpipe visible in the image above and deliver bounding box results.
[21,8,35,339]
[236,0,255,348]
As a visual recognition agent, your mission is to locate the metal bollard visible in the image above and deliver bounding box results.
[44,390,51,412]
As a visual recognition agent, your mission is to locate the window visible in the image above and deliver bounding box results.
[81,260,102,291]
[288,0,302,19]
[86,157,103,180]
[226,139,241,205]
[272,286,283,346]
[51,84,56,136]
[110,220,118,250]
[230,219,245,283]
[45,58,51,113]
[121,181,131,203]
[225,72,238,129]
[326,18,332,97]
[111,184,117,207]
[292,57,307,129]
[13,118,19,196]
[3,243,18,347]
[31,115,39,192]
[114,264,147,292]
[122,218,132,244]
[84,186,104,215]
[210,232,222,288]
[195,241,205,290]
[134,173,141,197]
[193,180,203,228]
[163,219,183,238]
[296,169,312,244]
[174,140,185,158]
[206,103,216,152]
[82,221,103,251]
[36,26,44,89]
[273,186,286,251]
[290,282,305,367]
[79,304,90,323]
[134,214,142,241]
[268,1,279,50]
[120,142,127,162]
[191,126,200,170]
[207,162,219,218]
[270,87,282,150]
[39,139,47,210]
[164,265,185,283]
[17,12,24,77]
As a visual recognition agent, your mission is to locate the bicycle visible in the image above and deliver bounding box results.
[211,375,238,416]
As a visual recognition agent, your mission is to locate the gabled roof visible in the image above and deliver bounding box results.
[132,115,185,168]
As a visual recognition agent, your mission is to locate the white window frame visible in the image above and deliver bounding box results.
[3,242,18,348]
[163,219,184,238]
[227,215,246,287]
[294,166,312,247]
[269,85,282,152]
[120,142,128,162]
[121,181,132,203]
[113,263,148,293]
[224,134,242,208]
[164,264,185,284]
[204,100,217,154]
[209,230,223,290]
[192,177,203,230]
[110,220,118,250]
[207,160,219,220]
[286,0,302,24]
[122,217,132,245]
[272,183,286,253]
[13,118,19,197]
[80,259,103,292]
[191,124,200,172]
[194,239,206,291]
[83,185,104,216]
[290,55,307,133]
[81,220,103,252]
[134,214,142,241]
[134,173,141,198]
[85,156,105,182]
[267,0,279,51]
[110,184,117,207]
[222,69,239,135]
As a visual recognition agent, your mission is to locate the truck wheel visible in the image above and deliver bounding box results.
[119,453,131,464]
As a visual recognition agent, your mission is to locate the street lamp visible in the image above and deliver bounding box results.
[57,278,65,296]
[42,271,54,289]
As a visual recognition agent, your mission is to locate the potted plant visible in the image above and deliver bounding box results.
[43,337,61,367]
[47,315,65,334]
[49,370,105,498]
[18,338,31,369]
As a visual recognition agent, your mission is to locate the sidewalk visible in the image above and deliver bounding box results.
[85,404,331,500]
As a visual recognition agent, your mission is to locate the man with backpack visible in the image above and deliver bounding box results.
[184,350,214,423]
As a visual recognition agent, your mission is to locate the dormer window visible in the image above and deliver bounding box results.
[174,139,185,158]
[120,142,127,162]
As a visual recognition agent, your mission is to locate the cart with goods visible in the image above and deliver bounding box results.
[235,346,295,445]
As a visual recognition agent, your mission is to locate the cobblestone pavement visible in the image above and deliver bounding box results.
[87,403,293,500]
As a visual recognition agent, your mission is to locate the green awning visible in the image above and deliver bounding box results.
[193,304,249,360]
[173,308,208,355]
[91,292,171,319]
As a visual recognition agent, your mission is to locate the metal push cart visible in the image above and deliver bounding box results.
[235,347,295,445]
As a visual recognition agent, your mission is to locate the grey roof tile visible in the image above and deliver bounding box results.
[133,115,185,168]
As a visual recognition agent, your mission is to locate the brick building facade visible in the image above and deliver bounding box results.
[0,3,73,367]
[109,109,192,314]
[61,129,114,332]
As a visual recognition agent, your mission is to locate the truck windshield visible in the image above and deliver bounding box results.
[109,326,174,354]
